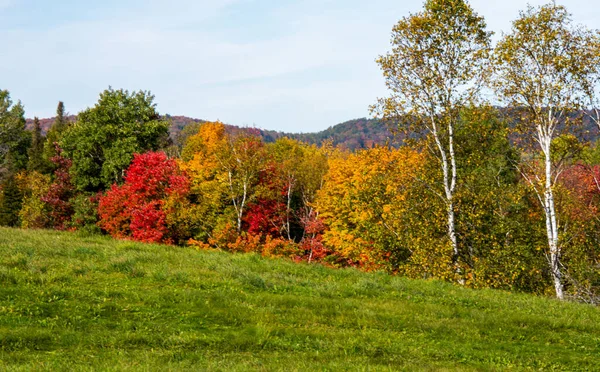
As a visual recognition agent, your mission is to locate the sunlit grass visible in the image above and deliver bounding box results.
[0,227,599,370]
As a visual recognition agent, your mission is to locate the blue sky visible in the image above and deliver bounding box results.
[1,0,598,132]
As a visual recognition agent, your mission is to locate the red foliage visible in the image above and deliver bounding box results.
[41,145,75,230]
[299,212,329,263]
[98,151,189,244]
[560,164,600,221]
[244,199,285,236]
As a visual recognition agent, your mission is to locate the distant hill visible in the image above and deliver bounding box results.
[163,116,394,151]
[260,118,394,150]
[27,111,600,152]
[27,115,394,151]
[25,115,77,133]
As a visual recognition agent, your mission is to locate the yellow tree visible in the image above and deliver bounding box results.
[181,123,268,235]
[268,138,328,241]
[373,0,491,279]
[316,147,424,269]
[492,3,600,300]
[179,122,230,241]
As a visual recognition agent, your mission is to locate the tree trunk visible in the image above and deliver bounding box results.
[286,180,293,240]
[542,136,564,300]
[431,116,459,278]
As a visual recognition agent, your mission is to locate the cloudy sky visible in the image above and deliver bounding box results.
[1,0,598,132]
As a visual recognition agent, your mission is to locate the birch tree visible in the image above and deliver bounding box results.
[218,132,267,234]
[492,3,600,299]
[373,0,491,279]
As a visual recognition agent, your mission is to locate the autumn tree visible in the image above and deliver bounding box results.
[17,170,51,229]
[373,0,491,279]
[61,88,169,192]
[219,131,268,233]
[316,147,425,270]
[98,151,189,244]
[267,138,329,241]
[42,145,75,230]
[492,3,600,299]
[180,121,231,242]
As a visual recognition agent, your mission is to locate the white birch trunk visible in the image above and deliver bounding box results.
[285,180,293,241]
[431,116,459,274]
[541,134,564,300]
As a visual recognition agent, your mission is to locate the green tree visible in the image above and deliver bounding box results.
[27,117,49,173]
[372,0,492,281]
[61,88,169,192]
[0,90,30,176]
[0,175,23,227]
[0,90,30,226]
[43,101,69,167]
[492,3,600,299]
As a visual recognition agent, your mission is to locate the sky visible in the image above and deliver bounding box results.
[1,0,599,133]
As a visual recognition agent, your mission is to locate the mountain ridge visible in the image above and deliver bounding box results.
[26,115,393,151]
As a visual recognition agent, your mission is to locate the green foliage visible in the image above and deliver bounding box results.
[492,2,600,299]
[453,108,548,292]
[1,228,600,370]
[61,88,169,192]
[0,175,23,227]
[0,90,31,176]
[43,101,69,171]
[373,0,493,279]
[68,193,101,235]
[27,117,50,174]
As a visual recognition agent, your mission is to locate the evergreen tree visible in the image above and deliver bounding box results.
[0,89,31,177]
[27,117,48,173]
[0,90,30,226]
[43,101,69,167]
[0,174,23,227]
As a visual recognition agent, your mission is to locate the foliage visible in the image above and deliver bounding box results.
[267,138,329,242]
[68,193,102,234]
[16,171,51,229]
[27,117,50,173]
[98,151,189,244]
[41,146,75,230]
[373,0,492,278]
[179,121,231,242]
[61,88,169,192]
[0,175,23,227]
[42,101,69,171]
[0,89,30,177]
[492,3,600,299]
[317,146,425,270]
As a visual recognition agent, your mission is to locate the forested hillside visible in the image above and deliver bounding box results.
[27,115,393,151]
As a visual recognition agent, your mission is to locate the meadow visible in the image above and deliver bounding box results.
[0,227,599,370]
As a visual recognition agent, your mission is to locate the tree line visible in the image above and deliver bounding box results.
[2,1,600,303]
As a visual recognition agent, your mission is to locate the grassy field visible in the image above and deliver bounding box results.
[0,228,599,371]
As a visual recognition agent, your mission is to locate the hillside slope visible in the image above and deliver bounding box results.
[0,228,599,370]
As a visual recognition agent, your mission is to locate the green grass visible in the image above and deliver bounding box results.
[0,228,599,371]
